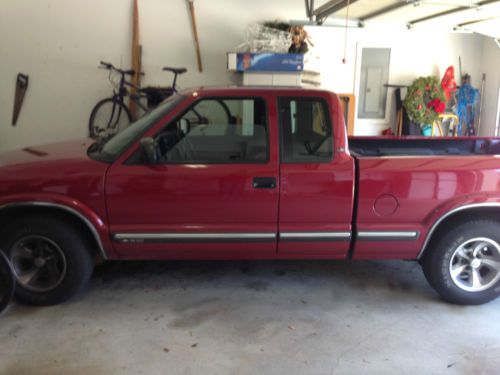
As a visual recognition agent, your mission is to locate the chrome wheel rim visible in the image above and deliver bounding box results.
[10,235,67,292]
[449,237,500,292]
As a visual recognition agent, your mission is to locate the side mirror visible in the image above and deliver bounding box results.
[140,137,158,164]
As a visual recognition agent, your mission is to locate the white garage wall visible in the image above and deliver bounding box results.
[0,0,307,153]
[477,38,500,136]
[306,26,485,135]
[0,0,495,152]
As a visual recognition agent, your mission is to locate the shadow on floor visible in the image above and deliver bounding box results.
[89,259,437,303]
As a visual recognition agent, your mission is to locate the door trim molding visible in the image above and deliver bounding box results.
[357,231,419,241]
[113,232,277,243]
[279,232,351,241]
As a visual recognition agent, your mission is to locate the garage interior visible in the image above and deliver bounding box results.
[1,0,500,374]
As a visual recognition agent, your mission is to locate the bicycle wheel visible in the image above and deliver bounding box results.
[89,98,132,138]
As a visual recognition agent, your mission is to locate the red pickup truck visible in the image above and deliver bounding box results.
[1,87,499,306]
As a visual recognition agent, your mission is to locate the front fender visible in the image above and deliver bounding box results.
[0,193,115,259]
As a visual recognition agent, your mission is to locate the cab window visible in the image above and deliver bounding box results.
[278,97,333,163]
[154,98,268,163]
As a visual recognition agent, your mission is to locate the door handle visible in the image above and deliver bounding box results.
[253,177,276,189]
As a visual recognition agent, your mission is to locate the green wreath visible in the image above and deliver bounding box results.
[403,76,446,125]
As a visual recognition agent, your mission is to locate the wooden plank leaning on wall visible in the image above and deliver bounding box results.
[338,94,355,136]
[129,0,141,119]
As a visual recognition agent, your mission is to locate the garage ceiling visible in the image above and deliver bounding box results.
[307,0,500,38]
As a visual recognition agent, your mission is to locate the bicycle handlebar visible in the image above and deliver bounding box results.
[98,61,144,76]
[99,61,114,69]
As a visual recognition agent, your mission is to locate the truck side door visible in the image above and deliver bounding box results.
[277,94,355,257]
[105,95,279,258]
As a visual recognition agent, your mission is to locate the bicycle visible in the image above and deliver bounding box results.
[89,61,187,138]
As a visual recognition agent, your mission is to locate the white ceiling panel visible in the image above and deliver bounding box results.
[311,0,500,34]
[463,18,500,37]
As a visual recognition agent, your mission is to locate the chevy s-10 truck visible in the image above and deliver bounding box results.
[1,87,499,306]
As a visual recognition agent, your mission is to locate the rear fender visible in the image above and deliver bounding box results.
[417,196,500,259]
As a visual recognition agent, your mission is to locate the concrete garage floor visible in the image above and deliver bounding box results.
[1,260,499,375]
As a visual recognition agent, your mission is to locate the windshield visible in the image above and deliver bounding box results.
[90,95,185,162]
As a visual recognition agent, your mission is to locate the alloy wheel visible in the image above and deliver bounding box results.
[9,235,67,293]
[449,237,500,292]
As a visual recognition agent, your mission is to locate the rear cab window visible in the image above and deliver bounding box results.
[278,97,333,163]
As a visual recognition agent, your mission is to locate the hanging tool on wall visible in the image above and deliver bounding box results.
[477,73,486,135]
[12,73,29,126]
[457,74,479,136]
[129,0,142,119]
[187,0,203,72]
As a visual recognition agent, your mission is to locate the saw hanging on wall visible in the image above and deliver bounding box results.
[12,73,29,126]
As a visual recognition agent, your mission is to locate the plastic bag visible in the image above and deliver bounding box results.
[236,24,290,53]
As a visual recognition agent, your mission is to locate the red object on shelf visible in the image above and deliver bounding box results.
[441,66,457,101]
[427,98,446,113]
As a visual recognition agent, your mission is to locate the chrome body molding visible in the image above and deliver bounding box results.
[114,232,276,243]
[279,232,351,241]
[357,231,419,241]
[417,202,500,259]
[114,232,352,243]
[0,202,108,260]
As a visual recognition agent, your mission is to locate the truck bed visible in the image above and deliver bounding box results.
[349,137,500,157]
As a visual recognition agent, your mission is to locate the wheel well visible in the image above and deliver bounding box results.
[0,205,105,263]
[419,207,500,260]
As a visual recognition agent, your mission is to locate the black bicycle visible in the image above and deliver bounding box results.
[89,61,186,138]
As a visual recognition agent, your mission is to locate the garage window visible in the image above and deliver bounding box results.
[155,98,268,163]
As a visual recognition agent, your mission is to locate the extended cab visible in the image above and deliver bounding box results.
[1,87,499,306]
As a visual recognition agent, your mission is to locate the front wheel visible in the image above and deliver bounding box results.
[0,216,94,305]
[89,98,132,139]
[421,220,500,305]
[0,251,15,313]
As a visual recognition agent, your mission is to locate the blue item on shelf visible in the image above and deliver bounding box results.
[235,53,304,72]
[456,85,478,136]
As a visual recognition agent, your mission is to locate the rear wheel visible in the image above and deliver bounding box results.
[0,216,94,305]
[89,98,132,139]
[421,220,500,305]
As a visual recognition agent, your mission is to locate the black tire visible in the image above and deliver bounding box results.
[421,220,500,305]
[89,98,132,139]
[0,216,94,306]
[0,251,15,314]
